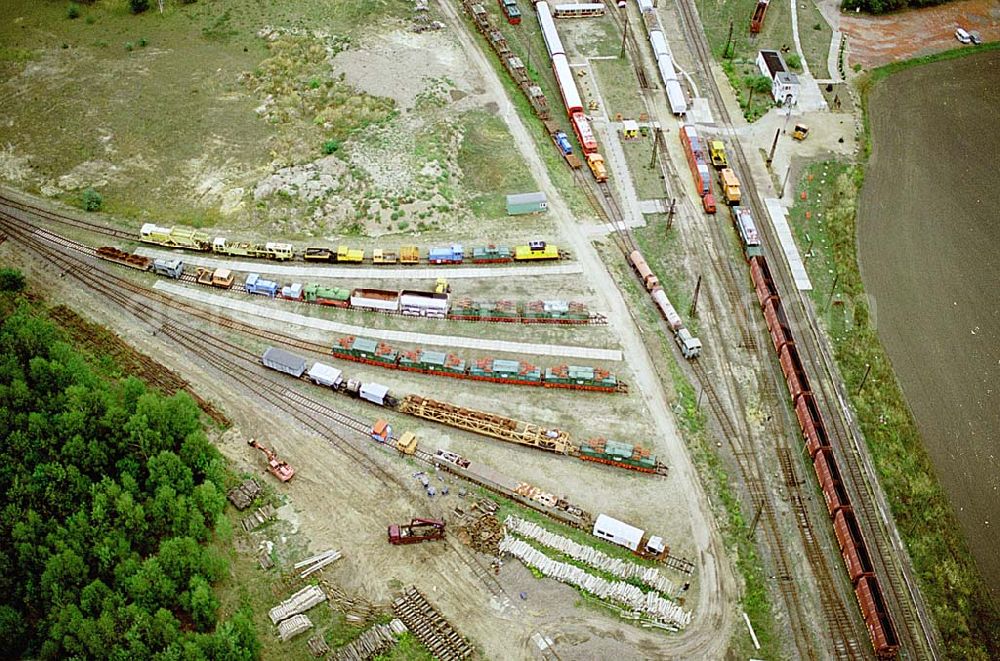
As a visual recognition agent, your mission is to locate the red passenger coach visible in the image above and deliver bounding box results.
[571,113,598,153]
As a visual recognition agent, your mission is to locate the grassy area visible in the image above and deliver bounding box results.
[620,134,667,200]
[458,111,538,219]
[599,246,780,656]
[590,57,645,119]
[461,3,591,217]
[632,213,699,337]
[798,0,833,76]
[374,632,435,661]
[788,160,1000,659]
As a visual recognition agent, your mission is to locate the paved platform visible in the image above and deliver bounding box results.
[764,198,812,291]
[135,247,583,280]
[153,281,624,361]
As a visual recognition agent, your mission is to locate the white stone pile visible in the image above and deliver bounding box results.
[499,536,692,630]
[504,516,675,595]
[269,584,328,625]
[277,613,313,642]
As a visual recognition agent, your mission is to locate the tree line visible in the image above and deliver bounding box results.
[842,0,949,15]
[0,279,260,659]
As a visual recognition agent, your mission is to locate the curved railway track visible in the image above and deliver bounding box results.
[666,0,938,656]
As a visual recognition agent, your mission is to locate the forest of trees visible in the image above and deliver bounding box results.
[0,283,260,658]
[842,0,949,15]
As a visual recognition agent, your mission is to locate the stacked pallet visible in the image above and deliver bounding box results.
[392,587,474,660]
[277,614,312,642]
[499,536,691,630]
[505,516,676,594]
[269,585,328,625]
[227,478,262,510]
[242,504,276,532]
[331,619,408,661]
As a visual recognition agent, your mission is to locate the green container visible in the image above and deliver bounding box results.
[335,336,397,364]
[399,349,466,374]
[544,365,618,389]
[469,358,541,383]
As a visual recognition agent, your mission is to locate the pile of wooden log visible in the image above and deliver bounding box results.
[277,614,312,642]
[499,536,691,630]
[459,513,504,556]
[269,585,328,625]
[242,504,276,532]
[322,580,383,626]
[294,549,342,578]
[227,478,262,510]
[504,516,676,594]
[307,634,330,657]
[332,619,408,661]
[392,586,474,660]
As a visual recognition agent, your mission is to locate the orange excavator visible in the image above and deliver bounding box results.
[247,438,295,482]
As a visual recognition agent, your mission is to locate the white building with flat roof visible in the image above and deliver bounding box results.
[756,49,800,106]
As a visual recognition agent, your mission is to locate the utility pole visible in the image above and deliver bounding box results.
[620,13,629,59]
[689,275,702,317]
[725,19,734,59]
[857,363,873,395]
[666,198,676,231]
[779,164,792,197]
[826,272,840,311]
[649,127,661,168]
[748,502,763,537]
[766,128,780,167]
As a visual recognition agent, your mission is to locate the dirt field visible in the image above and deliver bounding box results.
[841,0,1000,68]
[857,49,1000,595]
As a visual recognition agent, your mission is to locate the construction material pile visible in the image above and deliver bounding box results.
[499,536,691,630]
[269,585,328,625]
[277,613,312,641]
[459,513,504,556]
[294,548,342,578]
[504,516,675,594]
[227,478,262,510]
[332,619,408,661]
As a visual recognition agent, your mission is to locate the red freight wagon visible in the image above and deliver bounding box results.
[778,344,808,402]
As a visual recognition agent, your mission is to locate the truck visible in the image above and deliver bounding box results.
[709,140,728,169]
[388,518,446,545]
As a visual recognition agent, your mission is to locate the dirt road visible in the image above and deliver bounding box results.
[437,0,739,657]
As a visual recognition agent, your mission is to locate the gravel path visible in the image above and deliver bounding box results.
[153,281,623,361]
[135,247,583,280]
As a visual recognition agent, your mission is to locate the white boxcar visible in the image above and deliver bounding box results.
[360,382,391,406]
[636,0,655,13]
[593,514,644,551]
[665,78,688,115]
[307,362,343,388]
[649,29,669,60]
[399,291,449,318]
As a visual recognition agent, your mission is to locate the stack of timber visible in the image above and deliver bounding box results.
[242,504,277,532]
[294,549,342,578]
[332,619,408,661]
[227,478,262,510]
[323,580,383,625]
[307,634,330,657]
[499,537,692,630]
[269,585,328,625]
[392,586,474,660]
[277,614,313,642]
[505,516,676,594]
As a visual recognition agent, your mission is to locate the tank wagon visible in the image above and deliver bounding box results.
[137,224,569,265]
[536,1,608,182]
[637,0,688,115]
[628,250,702,358]
[748,253,900,659]
[679,125,716,213]
[331,335,627,392]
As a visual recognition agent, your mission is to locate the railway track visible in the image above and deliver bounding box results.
[667,0,937,656]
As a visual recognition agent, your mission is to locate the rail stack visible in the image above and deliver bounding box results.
[392,587,474,660]
[462,0,551,119]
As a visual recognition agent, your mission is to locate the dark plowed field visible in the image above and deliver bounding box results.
[858,50,1000,594]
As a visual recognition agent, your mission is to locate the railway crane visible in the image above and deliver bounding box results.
[387,518,446,545]
[247,438,296,482]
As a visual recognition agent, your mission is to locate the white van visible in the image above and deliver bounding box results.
[955,28,972,44]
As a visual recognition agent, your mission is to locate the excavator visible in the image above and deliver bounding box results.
[247,438,296,482]
[387,518,446,545]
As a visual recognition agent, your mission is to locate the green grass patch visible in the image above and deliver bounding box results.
[788,160,1000,660]
[620,134,667,200]
[591,57,645,119]
[632,213,699,337]
[458,110,538,219]
[374,632,435,661]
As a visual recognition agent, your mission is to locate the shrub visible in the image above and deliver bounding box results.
[67,3,81,19]
[85,15,96,24]
[138,37,148,47]
[125,41,134,51]
[321,139,340,155]
[0,268,26,292]
[128,0,149,14]
[813,23,822,30]
[785,54,802,71]
[81,187,103,212]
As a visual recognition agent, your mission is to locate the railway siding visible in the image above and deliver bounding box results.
[134,247,583,280]
[152,280,623,361]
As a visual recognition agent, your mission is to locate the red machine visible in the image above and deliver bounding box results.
[247,438,295,482]
[387,518,446,545]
